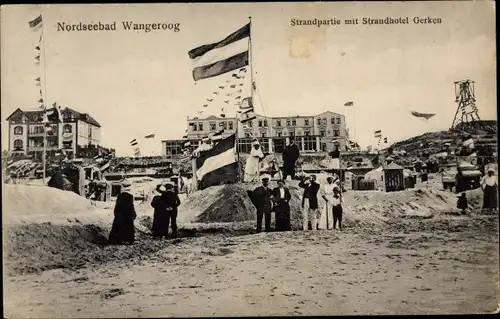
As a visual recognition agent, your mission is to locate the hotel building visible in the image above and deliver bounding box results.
[162,111,348,156]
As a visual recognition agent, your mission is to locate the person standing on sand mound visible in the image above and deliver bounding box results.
[109,182,137,245]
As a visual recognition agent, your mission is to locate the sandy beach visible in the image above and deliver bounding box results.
[3,181,499,317]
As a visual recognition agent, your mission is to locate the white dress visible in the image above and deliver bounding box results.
[318,183,335,229]
[244,147,264,182]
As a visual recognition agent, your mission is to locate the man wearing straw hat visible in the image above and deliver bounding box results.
[109,181,137,244]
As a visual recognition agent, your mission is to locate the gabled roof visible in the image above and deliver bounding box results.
[6,106,101,127]
[63,107,101,127]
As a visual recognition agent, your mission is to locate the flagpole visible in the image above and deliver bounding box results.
[39,12,49,184]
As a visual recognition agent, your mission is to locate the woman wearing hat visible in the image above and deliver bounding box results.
[244,140,266,183]
[109,182,137,245]
[481,167,498,211]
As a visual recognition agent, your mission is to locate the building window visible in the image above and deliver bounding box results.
[14,126,23,135]
[88,126,92,138]
[258,138,269,152]
[248,120,253,127]
[277,132,282,137]
[261,132,266,138]
[305,119,309,126]
[63,124,72,134]
[321,143,327,151]
[228,121,234,130]
[334,130,340,137]
[304,130,310,136]
[210,122,216,131]
[336,117,341,124]
[317,118,321,125]
[237,138,253,153]
[193,124,197,131]
[13,139,24,150]
[219,122,227,130]
[263,119,268,127]
[276,119,282,127]
[198,123,203,131]
[258,120,263,127]
[272,138,286,153]
[331,117,335,124]
[322,118,327,125]
[286,119,291,126]
[292,119,296,126]
[245,132,251,138]
[303,136,316,151]
[320,130,325,137]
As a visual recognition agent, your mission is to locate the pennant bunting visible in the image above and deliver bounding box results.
[240,108,256,123]
[344,101,354,107]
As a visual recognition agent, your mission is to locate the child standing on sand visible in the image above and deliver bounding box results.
[332,186,344,230]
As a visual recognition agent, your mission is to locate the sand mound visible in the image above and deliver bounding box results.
[2,184,109,225]
[194,184,257,223]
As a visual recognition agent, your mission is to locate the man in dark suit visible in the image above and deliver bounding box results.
[272,180,292,231]
[248,176,273,232]
[282,139,300,181]
[299,175,321,230]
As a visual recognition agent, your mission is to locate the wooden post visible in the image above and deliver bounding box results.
[191,157,198,191]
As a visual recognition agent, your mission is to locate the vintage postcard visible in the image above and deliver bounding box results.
[1,1,498,317]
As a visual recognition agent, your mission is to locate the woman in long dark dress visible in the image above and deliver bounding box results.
[481,168,498,211]
[272,180,292,231]
[109,183,136,244]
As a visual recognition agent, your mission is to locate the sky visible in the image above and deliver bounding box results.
[1,2,496,156]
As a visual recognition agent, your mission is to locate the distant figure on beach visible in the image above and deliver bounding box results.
[481,167,498,211]
[109,182,136,245]
[248,175,273,232]
[299,175,321,230]
[456,192,468,214]
[282,139,300,181]
[272,180,292,231]
[244,139,266,182]
[332,186,343,230]
[151,182,181,239]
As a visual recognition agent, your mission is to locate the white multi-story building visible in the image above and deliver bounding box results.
[6,106,101,160]
[162,111,348,156]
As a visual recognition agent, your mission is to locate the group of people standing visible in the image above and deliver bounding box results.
[299,174,344,230]
[248,173,345,233]
[108,181,181,245]
[244,138,301,183]
[248,177,292,232]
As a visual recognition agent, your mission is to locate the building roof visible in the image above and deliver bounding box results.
[64,107,101,127]
[6,106,101,127]
[383,162,404,170]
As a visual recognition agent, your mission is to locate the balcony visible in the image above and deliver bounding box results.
[27,145,60,151]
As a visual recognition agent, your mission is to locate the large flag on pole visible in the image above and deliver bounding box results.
[195,133,238,189]
[189,23,250,81]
